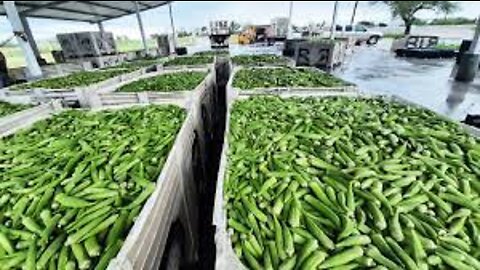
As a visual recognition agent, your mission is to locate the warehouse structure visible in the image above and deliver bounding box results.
[0,1,175,79]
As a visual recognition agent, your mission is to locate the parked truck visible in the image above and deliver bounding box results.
[209,20,231,48]
[321,24,383,45]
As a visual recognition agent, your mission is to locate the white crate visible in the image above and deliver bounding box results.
[161,56,216,71]
[64,54,126,69]
[87,68,214,110]
[227,66,357,97]
[41,63,86,77]
[88,66,218,148]
[0,69,144,107]
[0,98,208,270]
[0,100,63,137]
[230,55,296,68]
[57,32,116,58]
[106,100,206,270]
[6,64,87,84]
[212,89,480,270]
[210,20,231,35]
[162,63,215,72]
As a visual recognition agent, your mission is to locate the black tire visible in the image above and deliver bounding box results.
[367,35,380,45]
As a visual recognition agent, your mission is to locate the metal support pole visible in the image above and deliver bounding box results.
[287,1,293,39]
[454,16,480,82]
[19,15,41,61]
[468,16,480,54]
[4,1,42,79]
[168,2,177,52]
[96,21,105,57]
[350,1,359,26]
[330,1,339,40]
[134,1,148,53]
[97,21,105,34]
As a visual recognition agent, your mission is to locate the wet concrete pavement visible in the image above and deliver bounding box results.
[188,38,480,121]
[334,39,480,121]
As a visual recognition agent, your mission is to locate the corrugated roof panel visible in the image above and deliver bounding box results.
[29,8,106,22]
[16,1,54,6]
[0,1,170,22]
[98,1,136,11]
[56,1,125,18]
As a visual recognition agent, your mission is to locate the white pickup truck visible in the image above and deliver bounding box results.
[324,24,383,45]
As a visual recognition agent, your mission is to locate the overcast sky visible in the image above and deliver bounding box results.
[0,1,478,41]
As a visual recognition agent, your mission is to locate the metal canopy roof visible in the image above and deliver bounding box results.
[0,1,170,23]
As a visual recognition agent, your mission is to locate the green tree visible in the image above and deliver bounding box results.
[375,1,458,34]
[430,17,476,25]
[412,18,428,25]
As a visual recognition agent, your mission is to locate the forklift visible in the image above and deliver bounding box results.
[238,25,275,46]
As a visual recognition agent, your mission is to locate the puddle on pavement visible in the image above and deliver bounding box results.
[187,38,480,120]
[334,39,480,120]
